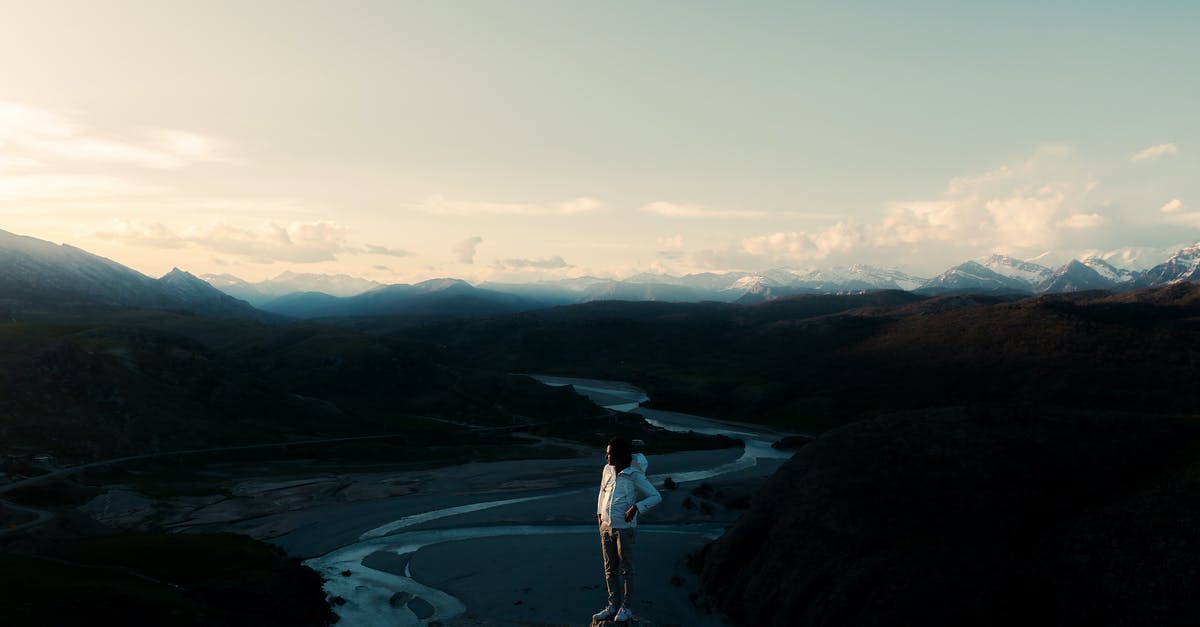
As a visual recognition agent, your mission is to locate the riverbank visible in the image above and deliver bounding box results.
[6,376,791,626]
[289,376,794,626]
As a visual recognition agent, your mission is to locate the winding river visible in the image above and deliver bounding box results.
[297,376,797,626]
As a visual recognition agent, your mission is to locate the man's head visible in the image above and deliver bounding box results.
[606,436,633,469]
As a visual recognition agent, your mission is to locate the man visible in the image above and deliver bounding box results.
[594,436,661,622]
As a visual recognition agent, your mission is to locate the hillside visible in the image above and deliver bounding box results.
[694,407,1200,626]
[0,310,602,462]
[0,229,262,320]
[394,285,1200,430]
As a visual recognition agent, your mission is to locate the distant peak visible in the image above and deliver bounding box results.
[416,277,471,290]
[162,267,195,279]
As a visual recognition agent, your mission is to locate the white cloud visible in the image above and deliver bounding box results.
[358,244,411,258]
[985,187,1068,247]
[453,236,483,264]
[0,174,163,201]
[558,197,605,214]
[640,201,766,218]
[0,102,72,139]
[657,234,684,249]
[147,129,240,165]
[410,195,605,216]
[0,101,238,170]
[742,222,864,260]
[1131,143,1178,162]
[494,255,571,270]
[1055,213,1107,229]
[96,220,402,264]
[1159,198,1184,213]
[732,147,1106,266]
[94,222,188,249]
[0,155,42,171]
[946,166,1014,194]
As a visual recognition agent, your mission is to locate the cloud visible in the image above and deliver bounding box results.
[494,255,571,270]
[0,102,238,170]
[640,201,766,218]
[731,147,1106,266]
[0,155,42,171]
[657,234,684,249]
[743,222,865,260]
[0,174,163,201]
[411,195,605,216]
[946,166,1014,194]
[1055,213,1107,229]
[453,236,483,264]
[1159,198,1184,213]
[146,129,240,165]
[357,244,411,257]
[656,250,686,260]
[193,222,349,263]
[95,222,188,249]
[97,220,400,264]
[1132,143,1178,162]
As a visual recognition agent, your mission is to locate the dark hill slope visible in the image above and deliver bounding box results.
[259,279,547,319]
[695,407,1200,627]
[396,286,1200,430]
[0,230,263,320]
[0,311,601,461]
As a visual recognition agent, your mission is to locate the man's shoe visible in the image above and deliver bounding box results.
[615,606,632,621]
[593,605,617,620]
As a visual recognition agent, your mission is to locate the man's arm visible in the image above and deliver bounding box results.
[597,465,610,525]
[624,472,662,521]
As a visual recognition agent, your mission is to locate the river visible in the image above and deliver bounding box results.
[295,376,797,626]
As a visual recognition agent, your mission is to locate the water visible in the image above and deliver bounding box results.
[303,376,798,626]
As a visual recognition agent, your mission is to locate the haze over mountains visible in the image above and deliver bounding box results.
[203,244,1200,319]
[215,241,1200,319]
[4,227,1200,320]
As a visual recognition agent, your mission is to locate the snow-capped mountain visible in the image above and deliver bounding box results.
[918,260,1032,293]
[793,264,927,291]
[1079,256,1141,284]
[1035,260,1115,294]
[978,254,1053,286]
[1135,243,1200,287]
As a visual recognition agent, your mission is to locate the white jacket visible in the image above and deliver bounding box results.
[597,453,661,529]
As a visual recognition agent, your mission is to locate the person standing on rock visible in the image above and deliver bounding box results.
[594,436,661,623]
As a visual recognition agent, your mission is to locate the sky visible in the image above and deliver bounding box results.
[1,0,1197,283]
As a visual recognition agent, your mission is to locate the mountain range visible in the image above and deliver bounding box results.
[229,245,1200,318]
[0,228,261,320]
[5,227,1200,320]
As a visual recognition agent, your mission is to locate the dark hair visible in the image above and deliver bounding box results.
[607,436,633,468]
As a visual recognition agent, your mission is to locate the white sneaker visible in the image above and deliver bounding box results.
[593,605,617,620]
[615,606,632,621]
